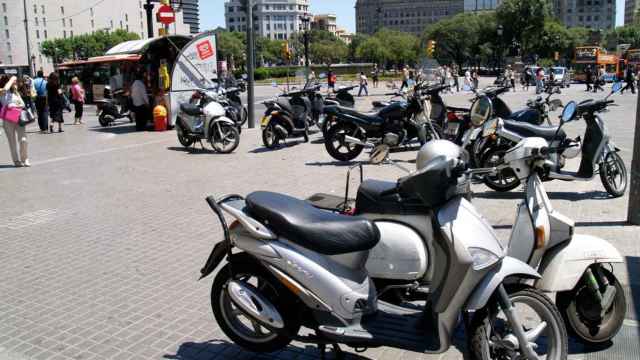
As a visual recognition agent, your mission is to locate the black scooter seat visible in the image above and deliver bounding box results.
[180,104,203,116]
[246,191,380,255]
[506,109,541,125]
[326,105,384,125]
[503,120,566,140]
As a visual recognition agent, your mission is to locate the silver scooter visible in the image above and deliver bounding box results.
[199,99,568,360]
[496,103,627,345]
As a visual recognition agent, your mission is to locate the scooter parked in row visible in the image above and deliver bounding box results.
[481,82,628,196]
[175,89,240,154]
[95,87,132,127]
[199,100,567,359]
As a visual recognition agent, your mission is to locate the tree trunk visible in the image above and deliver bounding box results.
[629,92,640,224]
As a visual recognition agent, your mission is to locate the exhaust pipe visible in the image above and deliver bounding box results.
[344,135,372,148]
[226,280,284,330]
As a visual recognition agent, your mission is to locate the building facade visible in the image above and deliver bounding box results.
[554,0,616,30]
[355,0,465,35]
[312,14,337,35]
[463,0,501,11]
[0,0,193,73]
[626,0,639,25]
[225,0,311,40]
[180,0,200,34]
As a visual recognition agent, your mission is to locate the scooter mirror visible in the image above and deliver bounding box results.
[469,96,493,127]
[611,82,623,94]
[242,74,248,80]
[370,145,390,165]
[561,101,577,124]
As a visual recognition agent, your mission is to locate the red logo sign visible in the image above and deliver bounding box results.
[196,40,215,60]
[157,5,175,25]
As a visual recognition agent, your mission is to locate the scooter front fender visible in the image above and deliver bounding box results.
[205,116,236,139]
[465,257,540,311]
[536,234,624,292]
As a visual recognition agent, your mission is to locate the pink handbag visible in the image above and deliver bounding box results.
[1,106,22,123]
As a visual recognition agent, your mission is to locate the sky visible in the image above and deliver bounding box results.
[199,0,626,31]
[199,0,357,32]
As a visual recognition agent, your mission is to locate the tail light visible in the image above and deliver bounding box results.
[447,112,460,122]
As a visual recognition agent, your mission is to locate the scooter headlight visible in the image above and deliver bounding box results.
[468,247,500,270]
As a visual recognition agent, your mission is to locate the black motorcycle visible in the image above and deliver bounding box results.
[219,87,248,128]
[322,83,440,162]
[95,88,131,127]
[261,83,323,148]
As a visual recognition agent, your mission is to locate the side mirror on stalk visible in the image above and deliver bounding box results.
[469,96,493,127]
[560,101,577,124]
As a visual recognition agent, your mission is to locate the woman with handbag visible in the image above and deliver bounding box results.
[0,75,30,167]
[46,72,65,133]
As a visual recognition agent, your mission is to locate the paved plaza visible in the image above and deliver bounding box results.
[1,81,639,360]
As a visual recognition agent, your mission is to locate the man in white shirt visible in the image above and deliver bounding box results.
[130,72,149,131]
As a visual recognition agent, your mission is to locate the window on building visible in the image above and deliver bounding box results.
[43,18,46,26]
[2,16,6,25]
[91,20,94,28]
[5,29,8,38]
[63,30,66,38]
[70,31,73,37]
[35,17,38,26]
[8,55,12,63]
[33,4,37,14]
[6,42,10,51]
[36,30,39,39]
[62,18,66,27]
[69,18,72,27]
[120,20,123,28]
[1,3,6,13]
[90,8,94,17]
[44,30,47,38]
[126,14,128,22]
[41,5,45,14]
[60,6,64,15]
[126,25,129,31]
[110,20,114,28]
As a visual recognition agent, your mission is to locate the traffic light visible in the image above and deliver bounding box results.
[426,40,437,58]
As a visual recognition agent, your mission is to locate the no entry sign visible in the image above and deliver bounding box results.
[157,5,175,25]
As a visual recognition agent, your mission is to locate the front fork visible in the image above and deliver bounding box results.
[581,264,617,318]
[496,285,541,360]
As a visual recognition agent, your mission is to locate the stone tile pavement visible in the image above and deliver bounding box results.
[0,83,639,360]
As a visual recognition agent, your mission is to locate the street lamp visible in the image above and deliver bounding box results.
[300,15,311,81]
[496,25,504,74]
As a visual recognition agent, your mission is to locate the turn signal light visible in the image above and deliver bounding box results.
[535,226,546,249]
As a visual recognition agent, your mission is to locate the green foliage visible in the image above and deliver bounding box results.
[604,25,640,49]
[354,29,419,66]
[497,0,553,55]
[215,30,245,68]
[40,30,140,64]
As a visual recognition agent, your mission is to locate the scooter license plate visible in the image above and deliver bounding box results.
[261,115,270,127]
[445,123,459,136]
[483,119,498,137]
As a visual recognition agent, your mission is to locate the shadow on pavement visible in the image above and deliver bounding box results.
[167,146,221,155]
[163,340,374,360]
[306,160,364,167]
[89,124,140,134]
[249,141,306,154]
[473,190,611,201]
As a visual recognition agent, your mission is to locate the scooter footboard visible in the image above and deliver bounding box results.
[536,234,624,292]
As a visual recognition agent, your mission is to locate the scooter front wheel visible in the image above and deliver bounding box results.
[599,151,628,197]
[262,123,281,149]
[557,267,626,344]
[210,122,240,154]
[470,287,568,360]
[98,113,113,127]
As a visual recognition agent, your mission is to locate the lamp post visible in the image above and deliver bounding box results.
[245,0,256,129]
[496,25,504,75]
[300,15,311,81]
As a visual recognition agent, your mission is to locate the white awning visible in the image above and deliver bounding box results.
[105,38,157,55]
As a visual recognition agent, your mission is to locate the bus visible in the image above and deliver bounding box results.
[573,46,620,82]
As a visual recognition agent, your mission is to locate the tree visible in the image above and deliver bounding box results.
[356,37,392,66]
[354,29,419,67]
[496,0,553,57]
[311,40,348,66]
[604,25,640,49]
[41,29,139,65]
[348,34,369,62]
[215,30,245,69]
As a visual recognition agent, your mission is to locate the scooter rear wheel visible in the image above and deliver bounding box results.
[211,255,300,353]
[557,267,626,344]
[599,151,628,198]
[481,146,521,192]
[98,114,113,127]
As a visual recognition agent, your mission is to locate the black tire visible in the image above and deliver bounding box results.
[177,123,195,148]
[211,254,300,353]
[322,115,338,138]
[262,122,280,149]
[98,113,112,127]
[469,287,568,360]
[324,122,365,162]
[481,146,521,192]
[209,122,240,154]
[599,151,628,197]
[240,106,248,127]
[557,267,626,344]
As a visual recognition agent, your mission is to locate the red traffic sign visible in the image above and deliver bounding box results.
[157,5,175,25]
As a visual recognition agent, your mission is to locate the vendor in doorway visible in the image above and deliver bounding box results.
[130,71,150,131]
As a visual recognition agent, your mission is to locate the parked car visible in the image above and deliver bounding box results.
[550,66,571,88]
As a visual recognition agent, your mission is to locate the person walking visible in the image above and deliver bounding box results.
[593,67,604,93]
[70,77,86,124]
[522,67,532,91]
[371,65,380,88]
[130,71,150,131]
[585,66,593,92]
[46,73,65,133]
[472,70,479,90]
[400,65,410,91]
[358,71,369,97]
[445,66,454,93]
[33,71,48,133]
[535,67,544,94]
[507,66,516,91]
[0,75,30,167]
[453,65,460,92]
[327,70,336,91]
[621,66,636,94]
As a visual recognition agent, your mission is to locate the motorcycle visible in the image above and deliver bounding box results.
[199,100,567,359]
[481,82,628,196]
[322,83,441,162]
[95,88,132,127]
[218,86,248,128]
[495,117,627,344]
[175,89,240,154]
[261,83,323,148]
